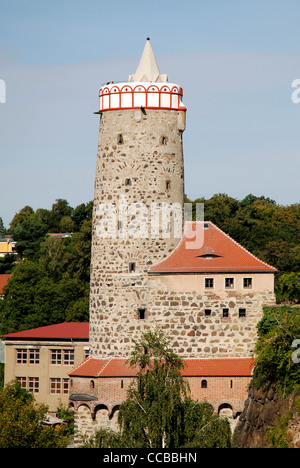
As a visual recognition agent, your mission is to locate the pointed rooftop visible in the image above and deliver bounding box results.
[128,38,168,83]
[149,222,277,274]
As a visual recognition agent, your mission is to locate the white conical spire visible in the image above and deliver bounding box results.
[128,38,168,83]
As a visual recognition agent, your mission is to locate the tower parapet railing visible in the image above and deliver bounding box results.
[98,82,186,112]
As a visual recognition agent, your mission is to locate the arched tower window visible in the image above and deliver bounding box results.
[201,379,207,388]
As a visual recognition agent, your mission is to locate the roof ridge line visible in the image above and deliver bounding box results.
[210,221,277,271]
[68,355,93,376]
[96,356,114,377]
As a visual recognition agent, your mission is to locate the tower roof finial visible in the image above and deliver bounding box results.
[128,39,168,83]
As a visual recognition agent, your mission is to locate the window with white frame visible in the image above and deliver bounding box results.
[16,349,27,364]
[29,348,40,364]
[28,377,39,393]
[243,278,252,289]
[51,349,62,365]
[205,278,214,289]
[63,350,74,365]
[50,378,61,394]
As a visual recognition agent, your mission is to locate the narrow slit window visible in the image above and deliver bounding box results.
[138,308,146,320]
[125,178,131,186]
[129,262,136,273]
[117,133,124,144]
[166,180,171,190]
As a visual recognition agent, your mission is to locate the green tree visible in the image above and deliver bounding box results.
[0,260,88,334]
[0,217,5,238]
[82,330,231,448]
[253,306,300,396]
[276,272,300,304]
[0,381,69,448]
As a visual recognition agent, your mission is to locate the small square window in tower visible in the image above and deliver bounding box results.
[138,308,146,320]
[243,278,252,289]
[205,278,214,289]
[225,278,234,289]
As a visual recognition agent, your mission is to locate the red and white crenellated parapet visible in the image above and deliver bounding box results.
[98,82,186,112]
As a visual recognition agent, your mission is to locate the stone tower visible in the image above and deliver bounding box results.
[89,39,187,358]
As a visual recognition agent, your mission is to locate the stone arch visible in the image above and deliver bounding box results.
[218,403,233,419]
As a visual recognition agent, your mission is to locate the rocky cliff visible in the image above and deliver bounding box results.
[233,382,300,448]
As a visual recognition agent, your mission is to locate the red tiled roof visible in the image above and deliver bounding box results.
[1,322,89,340]
[149,222,277,273]
[0,274,11,294]
[69,357,254,378]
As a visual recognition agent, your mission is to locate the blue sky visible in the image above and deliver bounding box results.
[0,0,300,227]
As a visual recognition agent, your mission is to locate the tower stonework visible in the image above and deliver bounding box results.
[89,40,186,358]
[69,41,277,443]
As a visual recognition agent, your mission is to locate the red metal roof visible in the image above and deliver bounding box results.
[0,274,11,294]
[69,357,254,378]
[1,322,89,340]
[149,221,277,273]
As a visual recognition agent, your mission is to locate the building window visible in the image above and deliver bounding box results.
[51,350,62,365]
[201,379,207,389]
[205,309,211,317]
[29,349,40,364]
[129,262,136,273]
[222,308,229,318]
[121,380,124,389]
[243,278,252,289]
[16,349,27,364]
[138,308,146,320]
[63,379,69,394]
[16,377,27,388]
[160,135,168,145]
[166,180,171,190]
[239,308,246,318]
[125,178,131,186]
[28,377,39,393]
[205,278,214,289]
[117,133,124,144]
[230,379,233,389]
[63,350,74,366]
[84,348,90,359]
[225,278,234,289]
[90,380,95,389]
[50,378,61,394]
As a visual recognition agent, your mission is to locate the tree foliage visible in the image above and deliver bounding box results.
[0,200,92,334]
[81,330,231,449]
[0,381,69,448]
[253,306,300,396]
